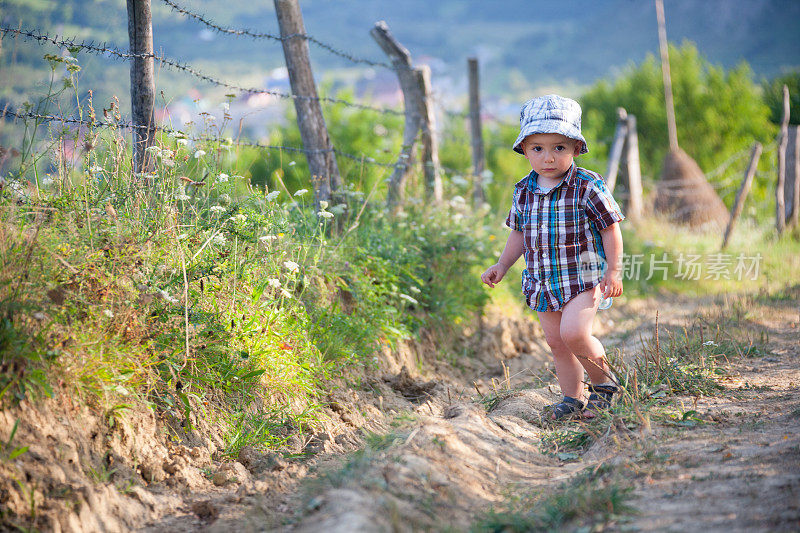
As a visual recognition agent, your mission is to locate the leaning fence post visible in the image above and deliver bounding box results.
[126,0,157,175]
[624,114,643,221]
[274,0,341,204]
[786,125,799,229]
[776,84,790,235]
[722,142,762,249]
[371,21,422,210]
[416,65,442,204]
[467,57,486,205]
[605,107,628,193]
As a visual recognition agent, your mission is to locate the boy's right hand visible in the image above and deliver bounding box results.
[481,263,509,288]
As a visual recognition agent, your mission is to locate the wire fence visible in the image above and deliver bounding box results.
[1,108,401,168]
[0,27,405,117]
[3,13,781,207]
[1,12,512,187]
[158,0,395,71]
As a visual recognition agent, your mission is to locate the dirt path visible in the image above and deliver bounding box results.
[139,289,798,532]
[3,290,797,532]
[627,295,800,532]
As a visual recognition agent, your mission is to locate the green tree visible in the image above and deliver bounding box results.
[580,42,776,189]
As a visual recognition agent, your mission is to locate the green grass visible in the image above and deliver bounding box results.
[472,469,635,532]
[0,69,490,461]
[620,216,800,298]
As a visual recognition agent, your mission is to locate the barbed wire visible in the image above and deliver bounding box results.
[158,0,394,70]
[1,109,399,168]
[0,27,153,62]
[0,26,404,117]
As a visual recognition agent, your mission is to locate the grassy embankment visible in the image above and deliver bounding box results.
[0,91,491,461]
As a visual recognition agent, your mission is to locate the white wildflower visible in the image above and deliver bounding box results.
[280,288,293,299]
[283,260,300,272]
[268,278,281,289]
[451,175,468,186]
[232,214,247,224]
[288,160,296,166]
[159,290,179,304]
[318,211,334,219]
[703,341,719,347]
[212,234,227,246]
[220,102,230,112]
[210,205,226,214]
[266,190,281,201]
[89,165,104,173]
[176,187,191,201]
[145,145,161,154]
[409,286,421,294]
[177,233,188,240]
[103,309,114,318]
[177,138,189,146]
[399,294,418,305]
[294,188,308,197]
[218,173,229,182]
[193,149,206,158]
[319,200,329,210]
[260,235,278,243]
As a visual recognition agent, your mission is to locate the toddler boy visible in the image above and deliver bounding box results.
[481,95,624,419]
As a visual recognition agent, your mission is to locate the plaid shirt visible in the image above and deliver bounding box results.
[505,164,624,312]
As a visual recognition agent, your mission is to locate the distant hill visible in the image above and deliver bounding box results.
[2,0,799,115]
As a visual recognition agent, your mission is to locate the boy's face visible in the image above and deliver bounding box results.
[520,133,582,181]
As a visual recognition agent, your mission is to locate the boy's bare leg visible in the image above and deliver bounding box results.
[537,311,584,399]
[559,286,612,385]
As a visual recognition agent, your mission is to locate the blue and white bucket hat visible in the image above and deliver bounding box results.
[512,94,588,155]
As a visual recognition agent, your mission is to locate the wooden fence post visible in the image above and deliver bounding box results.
[624,114,643,221]
[467,57,486,205]
[722,142,762,249]
[785,125,799,229]
[371,21,422,210]
[605,107,628,192]
[126,0,156,175]
[416,65,442,204]
[776,84,790,235]
[655,0,679,152]
[274,0,341,204]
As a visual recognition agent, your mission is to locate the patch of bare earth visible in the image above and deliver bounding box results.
[627,293,800,532]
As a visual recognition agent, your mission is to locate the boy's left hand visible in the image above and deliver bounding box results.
[600,270,623,298]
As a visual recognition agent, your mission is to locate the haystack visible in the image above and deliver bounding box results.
[654,149,729,228]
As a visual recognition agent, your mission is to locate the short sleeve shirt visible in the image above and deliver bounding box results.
[505,163,625,312]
